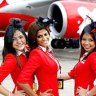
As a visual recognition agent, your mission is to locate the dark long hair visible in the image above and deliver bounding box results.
[2,18,27,68]
[28,17,56,50]
[80,16,96,59]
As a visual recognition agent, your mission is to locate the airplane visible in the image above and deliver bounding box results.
[0,0,55,35]
[0,0,96,48]
[48,0,96,48]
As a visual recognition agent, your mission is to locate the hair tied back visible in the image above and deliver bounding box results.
[36,17,57,27]
[86,15,96,29]
[10,18,22,28]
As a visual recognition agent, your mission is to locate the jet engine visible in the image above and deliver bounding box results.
[48,0,96,48]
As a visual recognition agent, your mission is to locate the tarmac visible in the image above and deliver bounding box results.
[0,37,80,96]
[53,48,80,96]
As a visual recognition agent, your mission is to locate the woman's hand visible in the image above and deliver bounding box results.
[13,90,26,96]
[57,74,61,79]
[12,87,26,96]
[39,89,54,96]
[76,86,87,96]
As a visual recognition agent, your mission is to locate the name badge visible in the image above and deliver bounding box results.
[58,79,64,89]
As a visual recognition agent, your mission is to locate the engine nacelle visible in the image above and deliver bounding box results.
[48,0,96,39]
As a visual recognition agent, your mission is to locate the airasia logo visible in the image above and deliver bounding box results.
[77,7,96,34]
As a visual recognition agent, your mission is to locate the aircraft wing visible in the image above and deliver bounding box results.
[0,0,55,17]
[0,0,56,33]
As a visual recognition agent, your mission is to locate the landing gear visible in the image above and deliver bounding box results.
[51,39,66,49]
[51,38,79,49]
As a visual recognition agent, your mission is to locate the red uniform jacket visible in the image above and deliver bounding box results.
[0,53,33,93]
[17,47,59,96]
[68,52,96,96]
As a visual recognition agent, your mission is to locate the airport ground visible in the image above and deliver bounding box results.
[0,37,80,96]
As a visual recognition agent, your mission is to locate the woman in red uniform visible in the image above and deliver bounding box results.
[58,17,96,96]
[0,18,33,96]
[17,17,59,96]
[76,18,96,96]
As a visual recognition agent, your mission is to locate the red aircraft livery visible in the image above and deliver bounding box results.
[0,0,96,48]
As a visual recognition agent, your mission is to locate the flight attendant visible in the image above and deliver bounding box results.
[17,17,59,96]
[0,18,33,96]
[76,18,96,96]
[58,16,96,96]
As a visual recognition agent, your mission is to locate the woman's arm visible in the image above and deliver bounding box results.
[0,85,11,96]
[18,83,38,96]
[18,82,54,96]
[57,73,72,80]
[77,86,96,96]
[0,84,25,96]
[0,54,26,96]
[90,86,96,95]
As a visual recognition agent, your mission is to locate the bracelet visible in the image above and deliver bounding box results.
[8,91,11,96]
[86,91,90,96]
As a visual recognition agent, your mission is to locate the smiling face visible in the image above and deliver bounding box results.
[12,30,26,51]
[36,29,50,48]
[81,33,95,52]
